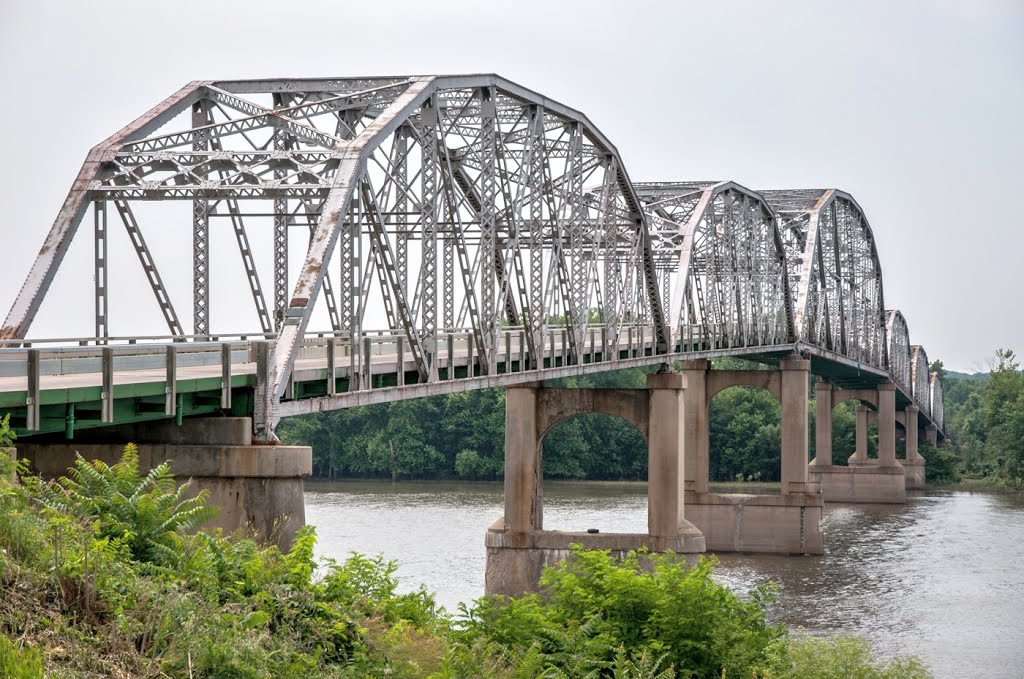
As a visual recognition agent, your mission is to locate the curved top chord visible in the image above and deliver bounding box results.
[761,189,886,369]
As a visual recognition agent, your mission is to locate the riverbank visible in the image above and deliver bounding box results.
[0,452,935,678]
[931,477,1024,494]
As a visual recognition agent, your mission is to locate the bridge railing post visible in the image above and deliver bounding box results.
[101,347,114,424]
[26,349,40,432]
[164,345,177,417]
[220,343,232,409]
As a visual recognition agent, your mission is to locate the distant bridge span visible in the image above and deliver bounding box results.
[0,74,944,442]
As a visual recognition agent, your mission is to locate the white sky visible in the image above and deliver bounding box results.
[0,0,1021,372]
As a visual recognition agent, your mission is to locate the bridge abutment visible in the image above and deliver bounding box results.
[15,417,311,549]
[485,373,705,597]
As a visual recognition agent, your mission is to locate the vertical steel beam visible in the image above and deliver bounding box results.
[527,106,545,369]
[418,97,439,381]
[93,201,108,340]
[272,93,290,332]
[478,87,498,373]
[192,100,210,337]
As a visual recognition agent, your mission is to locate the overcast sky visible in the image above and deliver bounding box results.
[1,0,1020,372]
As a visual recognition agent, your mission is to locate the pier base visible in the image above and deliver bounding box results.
[683,491,824,554]
[808,463,907,504]
[485,518,705,597]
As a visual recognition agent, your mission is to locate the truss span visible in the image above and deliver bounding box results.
[761,189,886,369]
[886,310,911,394]
[636,181,793,351]
[911,345,931,418]
[0,74,945,440]
[930,372,944,431]
[0,75,668,414]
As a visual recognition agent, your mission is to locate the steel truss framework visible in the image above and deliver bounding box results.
[635,182,793,350]
[930,373,944,431]
[761,189,887,368]
[0,74,943,436]
[911,345,932,418]
[886,310,911,394]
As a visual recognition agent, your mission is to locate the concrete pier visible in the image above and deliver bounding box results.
[808,381,908,503]
[15,417,311,549]
[679,358,825,555]
[486,373,705,596]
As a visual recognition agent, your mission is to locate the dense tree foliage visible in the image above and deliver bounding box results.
[279,348,1023,487]
[941,348,1024,486]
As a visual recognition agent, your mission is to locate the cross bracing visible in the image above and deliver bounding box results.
[0,74,945,440]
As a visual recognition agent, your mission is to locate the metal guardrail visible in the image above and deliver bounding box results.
[0,325,662,432]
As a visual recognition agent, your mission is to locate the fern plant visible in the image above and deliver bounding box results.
[31,444,218,569]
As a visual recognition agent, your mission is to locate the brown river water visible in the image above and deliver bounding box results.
[305,480,1024,678]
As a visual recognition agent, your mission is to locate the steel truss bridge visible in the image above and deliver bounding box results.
[0,75,944,442]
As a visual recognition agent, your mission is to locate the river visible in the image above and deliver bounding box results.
[305,480,1024,678]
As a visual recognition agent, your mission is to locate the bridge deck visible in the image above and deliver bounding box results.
[0,326,940,441]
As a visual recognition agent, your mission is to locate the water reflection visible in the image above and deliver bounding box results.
[305,481,1024,678]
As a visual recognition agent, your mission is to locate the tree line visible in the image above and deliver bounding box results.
[278,357,922,483]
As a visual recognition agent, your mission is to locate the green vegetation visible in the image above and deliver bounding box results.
[939,348,1024,488]
[0,430,929,678]
[279,358,871,482]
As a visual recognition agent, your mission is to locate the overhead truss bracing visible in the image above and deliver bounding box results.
[0,74,944,437]
[761,189,887,369]
[635,181,794,351]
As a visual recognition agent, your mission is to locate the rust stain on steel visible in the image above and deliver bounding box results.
[290,298,309,308]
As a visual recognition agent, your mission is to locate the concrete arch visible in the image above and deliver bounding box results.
[831,388,878,410]
[911,345,931,417]
[886,310,911,394]
[535,388,649,444]
[636,181,794,351]
[761,189,887,369]
[706,370,782,403]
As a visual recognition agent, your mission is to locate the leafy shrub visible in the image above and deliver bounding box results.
[918,442,961,484]
[462,548,783,678]
[26,444,217,570]
[764,634,931,678]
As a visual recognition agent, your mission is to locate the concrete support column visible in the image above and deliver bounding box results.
[849,405,869,464]
[925,424,937,447]
[905,405,922,461]
[679,360,709,493]
[780,357,811,494]
[646,372,687,538]
[812,379,833,466]
[503,384,542,536]
[877,383,899,468]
